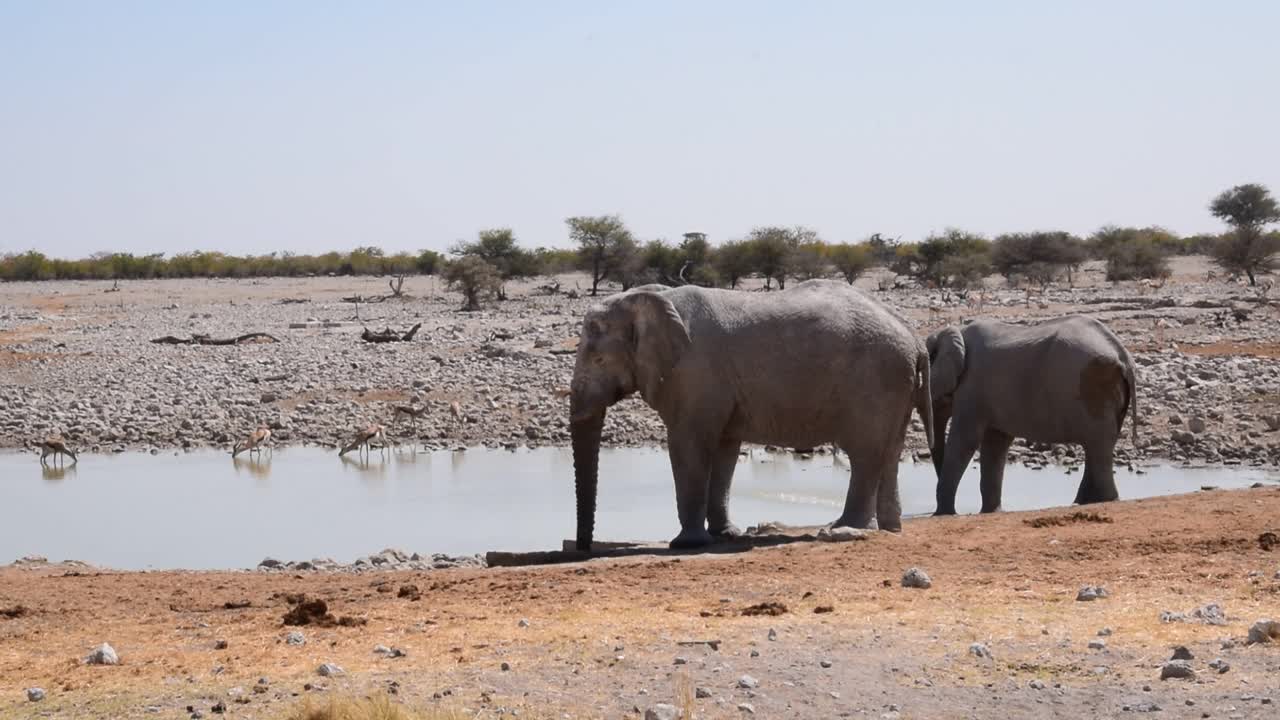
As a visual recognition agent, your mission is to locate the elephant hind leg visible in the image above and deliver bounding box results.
[832,437,887,530]
[978,429,1014,513]
[1076,439,1119,504]
[707,437,743,538]
[875,409,913,531]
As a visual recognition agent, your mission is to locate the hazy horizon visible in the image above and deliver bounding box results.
[2,2,1278,260]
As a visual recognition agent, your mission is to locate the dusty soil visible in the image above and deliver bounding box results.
[3,487,1280,719]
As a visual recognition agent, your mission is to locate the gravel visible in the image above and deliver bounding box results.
[5,275,1279,472]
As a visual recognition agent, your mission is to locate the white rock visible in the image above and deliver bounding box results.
[901,567,932,589]
[27,688,46,702]
[85,643,118,665]
[316,663,344,677]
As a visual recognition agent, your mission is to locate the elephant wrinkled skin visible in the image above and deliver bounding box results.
[569,280,934,551]
[926,315,1138,515]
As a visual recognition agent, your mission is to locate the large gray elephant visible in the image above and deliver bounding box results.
[926,315,1138,515]
[569,280,934,551]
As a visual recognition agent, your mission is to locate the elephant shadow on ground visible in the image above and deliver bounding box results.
[486,522,869,568]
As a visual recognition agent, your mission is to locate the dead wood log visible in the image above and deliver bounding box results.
[360,323,423,343]
[150,333,279,346]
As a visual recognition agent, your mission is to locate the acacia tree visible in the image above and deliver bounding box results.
[566,215,636,295]
[713,239,754,289]
[990,231,1084,287]
[1209,183,1280,285]
[827,242,872,284]
[451,228,538,299]
[442,256,502,311]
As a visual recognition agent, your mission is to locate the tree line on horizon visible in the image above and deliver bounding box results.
[3,184,1277,299]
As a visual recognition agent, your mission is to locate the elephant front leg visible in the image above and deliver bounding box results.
[935,423,982,515]
[707,437,744,538]
[978,429,1013,513]
[667,433,714,549]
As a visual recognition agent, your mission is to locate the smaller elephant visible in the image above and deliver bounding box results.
[927,315,1137,515]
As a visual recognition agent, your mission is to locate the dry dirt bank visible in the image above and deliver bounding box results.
[3,486,1279,719]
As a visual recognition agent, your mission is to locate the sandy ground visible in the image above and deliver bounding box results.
[3,487,1280,719]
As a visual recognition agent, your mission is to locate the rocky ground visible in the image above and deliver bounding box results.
[3,487,1279,718]
[2,257,1279,470]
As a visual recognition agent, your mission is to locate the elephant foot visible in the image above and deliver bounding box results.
[979,505,1003,514]
[669,527,714,550]
[829,515,878,531]
[877,518,903,533]
[709,522,743,539]
[933,507,957,517]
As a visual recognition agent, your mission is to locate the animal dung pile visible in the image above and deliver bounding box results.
[280,594,367,627]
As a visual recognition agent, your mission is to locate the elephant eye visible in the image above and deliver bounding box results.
[592,354,606,366]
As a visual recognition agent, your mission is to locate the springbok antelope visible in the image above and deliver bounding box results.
[40,435,78,466]
[449,400,463,423]
[339,423,387,459]
[232,425,272,458]
[392,404,427,430]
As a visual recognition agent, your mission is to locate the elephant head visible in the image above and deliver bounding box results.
[570,291,691,552]
[925,325,966,479]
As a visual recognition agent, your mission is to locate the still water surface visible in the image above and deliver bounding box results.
[3,447,1275,570]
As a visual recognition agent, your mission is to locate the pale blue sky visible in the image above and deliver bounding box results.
[2,1,1277,258]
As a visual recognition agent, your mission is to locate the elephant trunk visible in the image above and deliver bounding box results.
[570,396,605,553]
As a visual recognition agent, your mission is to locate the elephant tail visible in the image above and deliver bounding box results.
[916,346,935,451]
[1124,359,1138,445]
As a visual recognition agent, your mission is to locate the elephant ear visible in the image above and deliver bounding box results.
[612,292,691,404]
[927,325,966,399]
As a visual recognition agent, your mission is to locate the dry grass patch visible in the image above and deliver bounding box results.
[278,695,462,720]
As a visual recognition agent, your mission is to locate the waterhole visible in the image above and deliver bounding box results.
[3,447,1274,569]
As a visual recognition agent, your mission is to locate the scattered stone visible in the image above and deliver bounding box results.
[819,660,833,668]
[27,687,46,702]
[258,557,282,569]
[1160,660,1195,680]
[1189,416,1207,434]
[1088,639,1107,650]
[1098,628,1113,636]
[673,656,687,665]
[316,663,344,677]
[1029,679,1045,690]
[1076,585,1108,601]
[85,643,119,665]
[285,631,305,646]
[500,661,511,671]
[373,645,405,658]
[1247,618,1280,644]
[767,628,777,641]
[1209,658,1230,674]
[817,526,869,542]
[214,639,228,650]
[695,687,712,699]
[737,703,755,714]
[517,618,529,628]
[901,567,932,589]
[644,704,680,720]
[813,604,834,614]
[1171,646,1194,661]
[1134,702,1162,713]
[737,675,759,689]
[969,643,992,659]
[397,584,422,601]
